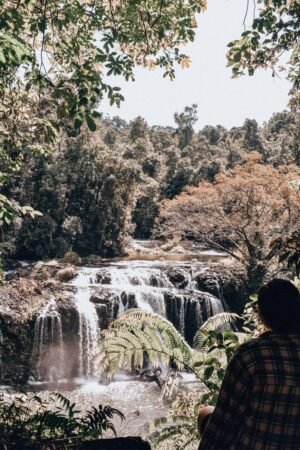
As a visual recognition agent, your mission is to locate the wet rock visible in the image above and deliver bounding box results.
[166,267,189,289]
[4,271,20,281]
[194,266,246,313]
[43,278,59,289]
[96,271,112,285]
[94,304,108,328]
[194,270,221,298]
[120,292,137,308]
[90,293,110,305]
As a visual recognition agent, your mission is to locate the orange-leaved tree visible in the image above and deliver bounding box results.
[155,153,300,290]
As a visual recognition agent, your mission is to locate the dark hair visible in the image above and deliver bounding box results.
[258,279,300,334]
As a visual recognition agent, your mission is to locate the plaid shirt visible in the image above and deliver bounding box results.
[198,332,300,450]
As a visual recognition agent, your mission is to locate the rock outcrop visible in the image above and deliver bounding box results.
[0,259,245,384]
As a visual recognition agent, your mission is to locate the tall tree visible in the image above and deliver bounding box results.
[174,104,198,149]
[155,153,300,290]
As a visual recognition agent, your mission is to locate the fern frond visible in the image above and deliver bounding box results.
[139,415,195,440]
[193,313,239,350]
[180,434,199,449]
[150,424,196,447]
[97,310,196,378]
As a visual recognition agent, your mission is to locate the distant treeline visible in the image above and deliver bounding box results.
[1,106,299,261]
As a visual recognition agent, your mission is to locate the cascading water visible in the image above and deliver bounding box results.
[178,295,186,335]
[32,298,64,380]
[210,295,225,315]
[72,269,100,377]
[98,266,170,317]
[94,262,225,343]
[29,263,225,380]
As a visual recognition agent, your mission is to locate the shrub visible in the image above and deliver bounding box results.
[57,267,76,282]
[0,392,124,448]
[62,251,81,265]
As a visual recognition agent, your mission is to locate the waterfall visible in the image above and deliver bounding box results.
[72,269,100,377]
[32,298,64,380]
[135,290,166,316]
[66,264,226,359]
[177,295,185,335]
[99,266,169,317]
[108,267,173,289]
[209,295,224,315]
[94,264,225,341]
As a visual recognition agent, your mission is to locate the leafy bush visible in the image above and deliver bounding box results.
[62,251,81,265]
[0,392,124,448]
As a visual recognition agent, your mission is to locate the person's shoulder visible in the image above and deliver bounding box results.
[235,331,297,356]
[233,332,272,358]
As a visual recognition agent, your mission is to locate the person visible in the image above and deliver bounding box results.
[198,278,300,450]
[197,405,214,436]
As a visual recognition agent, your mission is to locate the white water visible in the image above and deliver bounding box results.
[94,263,224,338]
[98,266,170,317]
[4,254,229,440]
[32,298,64,380]
[72,269,100,377]
[210,295,225,315]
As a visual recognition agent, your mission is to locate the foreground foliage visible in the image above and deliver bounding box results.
[227,0,300,104]
[97,309,238,383]
[0,392,124,448]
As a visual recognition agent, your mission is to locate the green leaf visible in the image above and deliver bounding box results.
[86,114,97,132]
[204,366,214,380]
[4,215,11,225]
[74,115,83,129]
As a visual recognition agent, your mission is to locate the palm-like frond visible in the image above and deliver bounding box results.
[139,415,198,449]
[193,312,239,351]
[97,309,196,378]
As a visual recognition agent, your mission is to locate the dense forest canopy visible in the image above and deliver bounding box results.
[1,109,299,277]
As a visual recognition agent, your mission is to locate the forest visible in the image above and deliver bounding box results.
[1,107,300,288]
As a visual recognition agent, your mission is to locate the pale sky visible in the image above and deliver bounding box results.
[100,0,291,130]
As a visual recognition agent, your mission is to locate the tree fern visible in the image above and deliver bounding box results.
[97,309,240,386]
[97,309,196,379]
